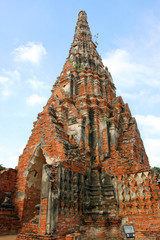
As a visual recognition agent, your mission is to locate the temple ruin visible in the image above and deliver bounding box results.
[0,11,160,240]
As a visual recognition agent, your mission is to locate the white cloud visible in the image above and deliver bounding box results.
[13,42,47,64]
[103,49,149,89]
[0,69,20,98]
[3,69,21,81]
[149,94,160,105]
[118,89,147,100]
[0,145,24,168]
[102,47,160,92]
[144,138,160,167]
[134,115,160,167]
[26,94,47,106]
[101,16,160,168]
[2,89,11,97]
[28,76,44,90]
[103,49,138,74]
[0,76,9,84]
[135,114,160,137]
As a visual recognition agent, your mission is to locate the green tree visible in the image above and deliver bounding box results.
[152,167,160,177]
[0,164,6,171]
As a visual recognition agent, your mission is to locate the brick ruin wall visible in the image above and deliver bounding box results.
[0,169,21,235]
[1,157,160,239]
[0,168,17,205]
[114,171,160,239]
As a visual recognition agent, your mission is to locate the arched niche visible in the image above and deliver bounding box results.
[23,144,46,223]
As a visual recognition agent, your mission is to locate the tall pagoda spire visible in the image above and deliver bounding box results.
[73,11,92,42]
[53,11,115,104]
[56,10,115,87]
[13,11,158,240]
[68,10,105,73]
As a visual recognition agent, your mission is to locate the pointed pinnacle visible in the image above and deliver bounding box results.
[73,11,92,41]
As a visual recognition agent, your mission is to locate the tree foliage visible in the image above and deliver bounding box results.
[0,164,6,171]
[152,167,160,177]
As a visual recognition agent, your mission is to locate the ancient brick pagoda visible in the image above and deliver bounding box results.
[0,11,160,240]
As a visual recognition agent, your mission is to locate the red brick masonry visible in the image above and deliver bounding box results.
[1,11,160,240]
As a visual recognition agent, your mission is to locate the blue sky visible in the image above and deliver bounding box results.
[0,0,160,168]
